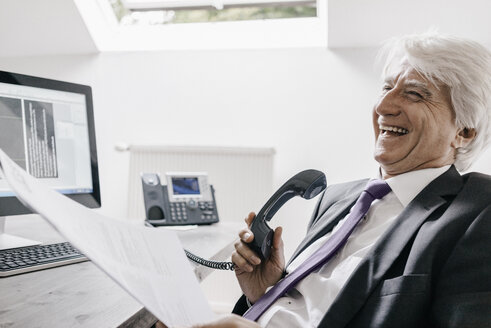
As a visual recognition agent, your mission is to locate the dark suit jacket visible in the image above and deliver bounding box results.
[233,166,491,327]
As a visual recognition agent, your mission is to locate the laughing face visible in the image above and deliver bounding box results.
[373,65,474,178]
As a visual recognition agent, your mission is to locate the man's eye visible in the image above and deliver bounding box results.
[407,91,423,99]
[382,85,392,92]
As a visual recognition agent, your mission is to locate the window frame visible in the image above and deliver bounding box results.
[122,0,317,11]
[76,0,327,51]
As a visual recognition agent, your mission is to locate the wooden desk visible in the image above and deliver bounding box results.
[0,215,241,328]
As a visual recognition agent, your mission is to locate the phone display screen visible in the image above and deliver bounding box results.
[171,177,200,195]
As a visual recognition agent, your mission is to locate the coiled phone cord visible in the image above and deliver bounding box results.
[184,249,235,271]
[144,221,235,271]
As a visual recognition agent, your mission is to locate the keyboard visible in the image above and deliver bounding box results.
[0,242,88,277]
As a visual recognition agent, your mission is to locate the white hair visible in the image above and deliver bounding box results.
[378,32,491,171]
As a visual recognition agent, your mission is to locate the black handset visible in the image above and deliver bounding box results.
[250,169,327,260]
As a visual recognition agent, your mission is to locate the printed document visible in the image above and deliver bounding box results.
[0,149,214,327]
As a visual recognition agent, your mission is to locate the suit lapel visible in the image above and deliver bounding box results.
[318,166,463,327]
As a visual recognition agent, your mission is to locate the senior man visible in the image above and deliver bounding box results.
[174,32,491,328]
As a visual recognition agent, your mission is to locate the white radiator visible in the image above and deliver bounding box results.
[120,145,275,222]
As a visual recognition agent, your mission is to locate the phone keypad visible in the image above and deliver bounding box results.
[169,201,217,223]
[198,201,217,221]
[170,202,188,221]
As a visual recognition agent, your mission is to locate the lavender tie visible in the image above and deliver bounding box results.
[243,179,391,321]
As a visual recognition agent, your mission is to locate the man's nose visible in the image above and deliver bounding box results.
[375,91,401,116]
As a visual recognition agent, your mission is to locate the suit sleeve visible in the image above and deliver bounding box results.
[431,205,491,327]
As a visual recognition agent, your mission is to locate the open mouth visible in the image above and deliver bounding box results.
[379,125,409,136]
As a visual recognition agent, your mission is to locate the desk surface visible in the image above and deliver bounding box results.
[0,215,241,328]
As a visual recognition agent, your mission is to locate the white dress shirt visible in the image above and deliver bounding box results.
[257,166,450,328]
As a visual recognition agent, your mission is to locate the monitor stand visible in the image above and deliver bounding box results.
[0,216,41,251]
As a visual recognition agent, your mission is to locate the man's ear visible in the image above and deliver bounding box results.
[452,128,476,149]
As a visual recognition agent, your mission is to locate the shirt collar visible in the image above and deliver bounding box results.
[382,165,451,208]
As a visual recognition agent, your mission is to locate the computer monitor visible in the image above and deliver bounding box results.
[0,70,101,250]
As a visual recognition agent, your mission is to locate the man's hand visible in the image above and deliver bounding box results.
[232,212,285,303]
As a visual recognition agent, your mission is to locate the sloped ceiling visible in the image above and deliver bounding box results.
[0,0,97,57]
[0,0,490,57]
[328,0,491,48]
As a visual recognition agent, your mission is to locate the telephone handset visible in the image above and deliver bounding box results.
[250,169,327,260]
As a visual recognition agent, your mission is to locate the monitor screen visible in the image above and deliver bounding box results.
[0,70,100,216]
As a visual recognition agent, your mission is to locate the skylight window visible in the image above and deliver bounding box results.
[75,0,326,50]
[109,0,317,25]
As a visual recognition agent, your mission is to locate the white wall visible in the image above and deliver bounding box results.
[2,46,491,253]
[2,46,490,309]
[0,47,385,254]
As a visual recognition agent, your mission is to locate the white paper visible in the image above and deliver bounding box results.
[0,149,214,327]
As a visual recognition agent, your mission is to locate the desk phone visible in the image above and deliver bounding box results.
[141,172,219,226]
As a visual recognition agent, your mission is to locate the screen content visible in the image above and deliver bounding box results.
[0,82,93,197]
[172,177,200,195]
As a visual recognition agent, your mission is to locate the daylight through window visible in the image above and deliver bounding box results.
[109,0,317,25]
